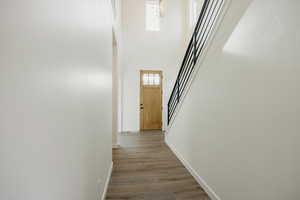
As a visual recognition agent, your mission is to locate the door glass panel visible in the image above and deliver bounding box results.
[143,72,160,86]
[154,74,160,85]
[149,74,154,85]
[143,73,149,85]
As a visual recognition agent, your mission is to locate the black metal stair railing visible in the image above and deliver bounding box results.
[167,0,224,124]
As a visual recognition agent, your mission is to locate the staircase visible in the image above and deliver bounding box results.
[167,0,225,124]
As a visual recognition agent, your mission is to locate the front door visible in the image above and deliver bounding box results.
[140,70,163,130]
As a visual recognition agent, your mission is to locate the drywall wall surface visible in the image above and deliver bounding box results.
[0,0,113,199]
[166,0,300,199]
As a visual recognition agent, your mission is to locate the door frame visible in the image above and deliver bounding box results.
[140,70,163,131]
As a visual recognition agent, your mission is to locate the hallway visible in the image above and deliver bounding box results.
[106,131,210,200]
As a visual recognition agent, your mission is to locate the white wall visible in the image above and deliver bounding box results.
[121,0,188,131]
[166,0,300,199]
[0,0,113,200]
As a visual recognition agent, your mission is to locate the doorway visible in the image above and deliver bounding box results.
[140,70,163,130]
[112,30,121,148]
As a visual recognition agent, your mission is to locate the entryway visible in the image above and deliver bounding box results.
[140,70,163,131]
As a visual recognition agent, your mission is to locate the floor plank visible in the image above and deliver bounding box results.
[106,131,210,200]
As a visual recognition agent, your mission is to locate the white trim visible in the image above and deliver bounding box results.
[166,0,232,133]
[165,139,221,200]
[101,162,113,200]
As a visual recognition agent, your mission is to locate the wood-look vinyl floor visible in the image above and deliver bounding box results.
[106,131,210,200]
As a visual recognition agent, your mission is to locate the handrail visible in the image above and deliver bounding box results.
[167,0,224,124]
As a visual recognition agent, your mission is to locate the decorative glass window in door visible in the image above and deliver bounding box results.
[143,73,160,86]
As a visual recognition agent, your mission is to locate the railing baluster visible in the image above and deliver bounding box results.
[176,80,180,102]
[193,34,197,65]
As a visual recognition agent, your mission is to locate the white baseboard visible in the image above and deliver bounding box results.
[165,139,221,200]
[101,162,113,200]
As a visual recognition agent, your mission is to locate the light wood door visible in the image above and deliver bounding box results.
[140,70,163,130]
